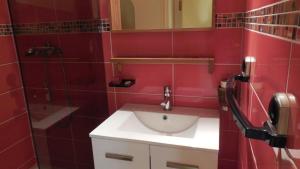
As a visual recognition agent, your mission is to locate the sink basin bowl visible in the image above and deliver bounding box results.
[90,104,220,150]
[129,104,199,133]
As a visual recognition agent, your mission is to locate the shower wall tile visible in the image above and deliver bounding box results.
[0,36,17,65]
[54,0,99,21]
[0,114,31,152]
[0,0,10,24]
[59,33,104,62]
[0,2,35,164]
[68,91,109,118]
[74,140,94,165]
[21,62,47,88]
[0,89,26,123]
[0,63,22,93]
[71,116,106,140]
[47,137,75,162]
[0,137,35,169]
[64,62,107,91]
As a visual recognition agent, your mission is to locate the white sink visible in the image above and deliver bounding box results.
[131,104,199,133]
[90,104,220,151]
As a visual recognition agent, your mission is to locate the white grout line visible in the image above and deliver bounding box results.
[249,86,254,120]
[286,43,294,93]
[247,0,291,13]
[245,10,300,18]
[249,83,269,117]
[0,135,31,155]
[249,140,260,169]
[245,28,300,44]
[0,111,27,127]
[171,31,174,57]
[172,64,175,105]
[0,87,23,96]
[17,157,36,169]
[0,61,18,67]
[246,22,299,28]
[109,31,118,111]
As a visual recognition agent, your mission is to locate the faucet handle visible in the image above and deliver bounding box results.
[164,85,171,92]
[163,85,171,97]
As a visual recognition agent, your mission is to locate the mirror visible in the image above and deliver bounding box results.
[110,0,214,31]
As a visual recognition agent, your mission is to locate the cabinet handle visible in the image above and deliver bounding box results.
[105,153,133,162]
[167,161,199,169]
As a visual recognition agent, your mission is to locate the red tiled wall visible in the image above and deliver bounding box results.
[0,0,36,168]
[9,0,109,168]
[239,1,300,169]
[100,0,245,169]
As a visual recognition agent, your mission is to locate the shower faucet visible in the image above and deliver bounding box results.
[161,85,172,111]
[26,42,63,57]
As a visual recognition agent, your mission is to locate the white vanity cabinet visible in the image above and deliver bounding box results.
[90,104,220,169]
[150,145,218,169]
[92,139,150,169]
[91,138,218,169]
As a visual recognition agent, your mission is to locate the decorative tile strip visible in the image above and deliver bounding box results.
[215,13,245,28]
[0,19,110,36]
[0,24,13,36]
[13,19,110,35]
[245,0,300,41]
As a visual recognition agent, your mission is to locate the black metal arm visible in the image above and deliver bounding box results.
[226,75,287,148]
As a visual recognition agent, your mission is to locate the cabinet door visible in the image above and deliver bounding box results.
[150,145,218,169]
[92,139,150,169]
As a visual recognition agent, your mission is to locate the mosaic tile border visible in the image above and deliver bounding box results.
[245,0,300,41]
[0,24,13,36]
[215,13,245,28]
[0,19,110,36]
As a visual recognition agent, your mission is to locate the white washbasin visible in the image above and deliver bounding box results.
[90,104,220,151]
[131,104,199,133]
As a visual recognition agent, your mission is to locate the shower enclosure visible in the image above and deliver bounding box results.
[8,0,109,168]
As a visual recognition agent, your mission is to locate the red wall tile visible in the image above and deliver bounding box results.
[240,1,300,169]
[244,30,290,110]
[111,32,173,57]
[116,64,173,94]
[0,36,17,65]
[0,63,22,93]
[0,0,11,24]
[215,0,246,13]
[0,137,35,169]
[286,43,300,149]
[173,31,214,58]
[174,65,240,97]
[0,4,35,167]
[0,89,26,123]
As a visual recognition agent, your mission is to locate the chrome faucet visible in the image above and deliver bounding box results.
[161,85,172,111]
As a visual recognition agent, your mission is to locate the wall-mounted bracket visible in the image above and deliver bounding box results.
[111,57,215,73]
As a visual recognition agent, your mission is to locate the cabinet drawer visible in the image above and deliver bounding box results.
[150,146,218,169]
[92,139,150,169]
